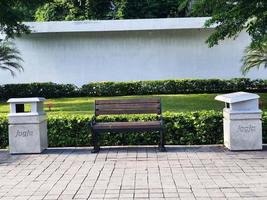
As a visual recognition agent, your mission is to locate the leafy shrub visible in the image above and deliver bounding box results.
[0,82,79,101]
[1,78,267,101]
[262,114,267,143]
[35,0,190,22]
[0,115,8,148]
[48,114,92,147]
[0,111,224,148]
[80,78,267,97]
[1,111,266,149]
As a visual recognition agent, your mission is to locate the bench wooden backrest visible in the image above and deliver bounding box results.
[95,98,161,116]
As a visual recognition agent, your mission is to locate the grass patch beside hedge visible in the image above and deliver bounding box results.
[2,93,267,115]
[0,94,226,115]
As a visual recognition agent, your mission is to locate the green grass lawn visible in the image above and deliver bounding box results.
[1,93,266,116]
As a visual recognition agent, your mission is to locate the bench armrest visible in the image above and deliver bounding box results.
[90,115,96,127]
[160,114,164,126]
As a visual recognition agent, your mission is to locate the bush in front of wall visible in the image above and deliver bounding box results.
[1,78,267,101]
[0,82,79,101]
[80,78,267,97]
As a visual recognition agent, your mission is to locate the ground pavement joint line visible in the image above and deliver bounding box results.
[71,160,93,200]
[87,158,106,199]
[168,154,182,199]
[116,149,128,199]
[156,151,167,198]
[102,157,116,199]
[0,155,36,198]
[35,149,75,199]
[56,151,94,199]
[7,154,53,198]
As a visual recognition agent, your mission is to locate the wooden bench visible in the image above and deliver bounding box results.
[90,98,165,153]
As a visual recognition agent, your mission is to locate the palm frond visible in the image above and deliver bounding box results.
[0,41,23,76]
[241,42,267,75]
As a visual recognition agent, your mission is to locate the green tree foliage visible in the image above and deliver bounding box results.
[35,0,192,21]
[35,0,112,21]
[192,0,267,48]
[121,0,190,19]
[0,0,34,76]
[0,0,30,39]
[108,0,126,19]
[192,0,267,74]
[85,0,112,19]
[35,0,79,21]
[13,0,50,22]
[191,0,225,17]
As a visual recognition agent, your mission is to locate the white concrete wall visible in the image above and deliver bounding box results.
[0,26,264,86]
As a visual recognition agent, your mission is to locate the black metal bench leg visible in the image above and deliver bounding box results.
[159,130,166,152]
[91,130,100,153]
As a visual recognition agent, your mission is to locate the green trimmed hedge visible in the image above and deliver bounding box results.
[0,82,79,101]
[0,116,8,148]
[0,111,223,148]
[80,78,267,96]
[1,78,267,101]
[1,111,267,149]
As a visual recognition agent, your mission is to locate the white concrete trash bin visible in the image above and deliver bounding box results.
[7,98,48,154]
[215,92,262,151]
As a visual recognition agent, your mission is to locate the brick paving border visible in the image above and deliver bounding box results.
[1,145,267,200]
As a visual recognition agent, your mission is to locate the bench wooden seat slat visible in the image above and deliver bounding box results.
[90,98,165,153]
[93,121,162,130]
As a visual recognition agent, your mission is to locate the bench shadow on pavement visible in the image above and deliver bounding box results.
[42,145,227,155]
[43,144,267,155]
[1,145,266,163]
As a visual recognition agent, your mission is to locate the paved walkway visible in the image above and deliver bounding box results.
[1,145,267,200]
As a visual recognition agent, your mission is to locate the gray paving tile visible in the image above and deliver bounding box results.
[0,145,267,200]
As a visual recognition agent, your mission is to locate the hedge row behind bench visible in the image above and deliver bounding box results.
[1,111,267,149]
[1,78,267,100]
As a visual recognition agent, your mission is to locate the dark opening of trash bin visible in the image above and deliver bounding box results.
[15,104,25,113]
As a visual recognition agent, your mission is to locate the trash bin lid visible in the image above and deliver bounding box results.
[215,92,259,103]
[7,97,46,103]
